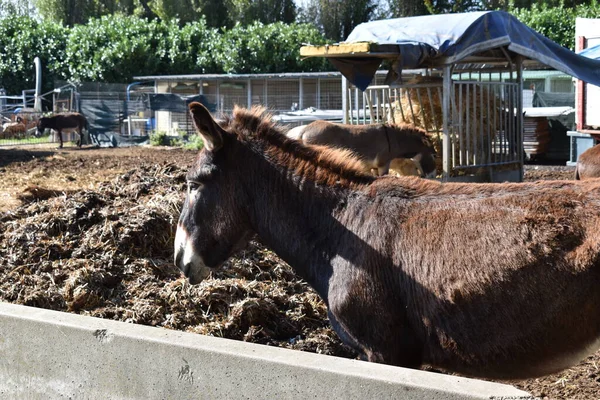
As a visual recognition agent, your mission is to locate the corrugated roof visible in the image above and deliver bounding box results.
[133,71,344,81]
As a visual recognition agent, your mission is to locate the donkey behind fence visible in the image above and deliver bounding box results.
[287,121,436,177]
[175,102,600,380]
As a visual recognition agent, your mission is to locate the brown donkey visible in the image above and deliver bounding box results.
[288,121,436,177]
[175,102,600,380]
[575,143,600,180]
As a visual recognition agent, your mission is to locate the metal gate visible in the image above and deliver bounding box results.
[344,68,524,182]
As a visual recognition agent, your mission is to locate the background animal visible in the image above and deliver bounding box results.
[1,117,26,139]
[575,143,600,180]
[37,112,88,148]
[288,121,436,177]
[176,102,600,381]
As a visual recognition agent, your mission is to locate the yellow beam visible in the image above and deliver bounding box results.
[300,42,400,58]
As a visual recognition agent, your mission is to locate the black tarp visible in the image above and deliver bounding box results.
[532,92,575,108]
[80,99,129,146]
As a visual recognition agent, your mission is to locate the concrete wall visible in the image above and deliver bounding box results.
[0,302,533,399]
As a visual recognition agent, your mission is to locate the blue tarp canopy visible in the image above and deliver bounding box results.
[324,11,600,91]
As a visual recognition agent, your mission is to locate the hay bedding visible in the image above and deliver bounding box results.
[0,161,355,359]
[0,147,598,399]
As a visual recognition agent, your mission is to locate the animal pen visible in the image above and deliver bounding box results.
[301,10,600,182]
[0,83,80,147]
[131,71,347,134]
[340,70,523,182]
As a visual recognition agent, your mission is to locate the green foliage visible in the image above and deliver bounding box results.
[165,18,223,74]
[510,1,600,50]
[149,130,169,146]
[34,0,153,26]
[0,14,330,93]
[219,21,330,73]
[64,15,167,82]
[300,0,376,41]
[148,0,201,24]
[183,134,204,150]
[150,130,204,148]
[0,0,35,16]
[229,0,296,25]
[0,15,69,94]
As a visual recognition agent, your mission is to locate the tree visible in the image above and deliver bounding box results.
[228,0,296,25]
[34,0,160,25]
[194,0,231,28]
[0,0,35,16]
[0,15,69,93]
[298,0,376,41]
[386,0,429,17]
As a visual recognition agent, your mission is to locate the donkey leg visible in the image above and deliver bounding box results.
[327,310,365,359]
[330,297,423,368]
[77,127,82,147]
[58,130,63,148]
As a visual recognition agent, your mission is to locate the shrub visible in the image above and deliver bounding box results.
[0,14,330,93]
[183,135,204,151]
[150,130,169,146]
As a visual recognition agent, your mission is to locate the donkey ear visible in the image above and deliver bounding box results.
[189,102,224,151]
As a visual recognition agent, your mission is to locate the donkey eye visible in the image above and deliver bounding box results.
[187,181,202,192]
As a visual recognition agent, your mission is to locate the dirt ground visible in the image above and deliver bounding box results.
[1,145,598,399]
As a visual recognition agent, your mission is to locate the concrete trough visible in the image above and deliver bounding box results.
[0,302,533,399]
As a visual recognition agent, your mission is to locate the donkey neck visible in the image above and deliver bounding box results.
[240,148,365,299]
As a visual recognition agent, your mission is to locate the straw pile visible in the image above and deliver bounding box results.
[0,164,355,358]
[388,158,423,177]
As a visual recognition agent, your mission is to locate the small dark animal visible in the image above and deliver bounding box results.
[37,113,88,148]
[175,102,600,380]
[575,143,600,180]
[287,121,436,177]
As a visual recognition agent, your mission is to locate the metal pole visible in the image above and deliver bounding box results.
[299,77,304,110]
[247,79,252,108]
[342,76,348,124]
[442,65,452,180]
[34,57,42,112]
[516,56,524,181]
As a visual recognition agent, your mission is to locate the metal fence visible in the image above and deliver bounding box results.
[0,83,85,148]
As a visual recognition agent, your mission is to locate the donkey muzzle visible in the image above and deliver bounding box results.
[174,224,211,284]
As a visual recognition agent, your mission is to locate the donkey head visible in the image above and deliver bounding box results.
[174,103,253,284]
[392,125,437,177]
[36,118,47,137]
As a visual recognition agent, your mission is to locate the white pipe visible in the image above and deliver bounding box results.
[34,57,42,112]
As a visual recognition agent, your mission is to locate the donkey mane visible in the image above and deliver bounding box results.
[223,106,375,188]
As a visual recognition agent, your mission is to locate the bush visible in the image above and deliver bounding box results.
[150,130,169,146]
[0,14,330,93]
[183,134,204,151]
[218,21,330,74]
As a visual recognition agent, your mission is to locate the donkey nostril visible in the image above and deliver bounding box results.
[175,248,184,270]
[175,249,191,278]
[180,262,191,277]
